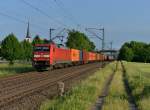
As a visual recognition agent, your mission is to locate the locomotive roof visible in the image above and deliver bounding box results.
[34,44,50,46]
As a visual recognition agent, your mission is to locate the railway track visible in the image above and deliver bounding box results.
[0,63,96,89]
[0,62,105,109]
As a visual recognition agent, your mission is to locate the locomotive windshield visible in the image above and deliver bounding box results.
[34,46,50,52]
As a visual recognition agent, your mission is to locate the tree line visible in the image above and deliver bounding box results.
[0,30,95,64]
[0,34,46,64]
[118,41,150,63]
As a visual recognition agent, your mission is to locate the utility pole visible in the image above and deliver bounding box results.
[110,41,113,50]
[49,28,55,42]
[110,41,113,56]
[85,27,105,51]
[101,28,105,50]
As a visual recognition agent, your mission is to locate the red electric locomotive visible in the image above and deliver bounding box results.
[33,43,71,70]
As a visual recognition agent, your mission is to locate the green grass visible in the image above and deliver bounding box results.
[123,61,150,110]
[0,63,35,77]
[40,62,116,110]
[103,62,129,110]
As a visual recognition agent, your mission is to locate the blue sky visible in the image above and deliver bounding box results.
[0,0,150,49]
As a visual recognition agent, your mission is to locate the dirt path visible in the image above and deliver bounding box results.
[121,62,139,110]
[92,62,118,110]
[92,61,139,110]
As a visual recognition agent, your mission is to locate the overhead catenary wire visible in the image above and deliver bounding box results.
[0,12,26,24]
[55,0,78,22]
[20,0,69,28]
[0,11,47,31]
[43,0,69,20]
[53,0,79,26]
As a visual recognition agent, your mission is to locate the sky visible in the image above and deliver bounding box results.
[0,0,150,50]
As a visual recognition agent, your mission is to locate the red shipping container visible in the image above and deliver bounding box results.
[82,50,89,64]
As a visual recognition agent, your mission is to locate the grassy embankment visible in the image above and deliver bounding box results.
[123,61,150,110]
[0,63,34,77]
[40,62,116,110]
[103,62,129,110]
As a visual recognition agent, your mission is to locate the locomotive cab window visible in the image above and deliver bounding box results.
[34,46,50,52]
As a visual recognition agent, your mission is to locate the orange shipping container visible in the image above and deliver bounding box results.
[88,52,93,61]
[88,52,96,61]
[70,49,80,62]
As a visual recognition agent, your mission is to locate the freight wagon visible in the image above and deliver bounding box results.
[32,43,107,70]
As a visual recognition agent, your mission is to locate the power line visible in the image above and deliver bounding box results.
[0,11,47,31]
[43,0,67,19]
[0,12,26,24]
[53,0,79,26]
[20,0,69,28]
[38,0,73,28]
[56,0,77,21]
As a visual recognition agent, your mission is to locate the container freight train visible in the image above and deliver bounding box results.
[32,43,107,70]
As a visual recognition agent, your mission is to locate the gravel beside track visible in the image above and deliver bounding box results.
[0,62,106,110]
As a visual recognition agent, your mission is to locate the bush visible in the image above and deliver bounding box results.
[1,33,21,64]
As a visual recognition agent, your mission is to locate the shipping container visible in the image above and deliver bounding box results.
[79,50,83,62]
[82,50,89,64]
[88,52,96,61]
[70,49,80,62]
[51,45,71,65]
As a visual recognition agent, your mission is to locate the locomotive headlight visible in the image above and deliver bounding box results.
[43,55,50,58]
[34,54,40,58]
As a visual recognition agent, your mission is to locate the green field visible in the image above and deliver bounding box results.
[123,61,150,110]
[40,62,117,110]
[0,63,34,77]
[40,61,150,110]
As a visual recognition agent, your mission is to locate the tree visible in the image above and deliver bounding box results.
[66,30,95,51]
[129,41,145,61]
[21,40,33,61]
[119,41,150,62]
[89,41,96,51]
[119,45,134,61]
[0,48,1,58]
[32,35,43,45]
[1,33,21,64]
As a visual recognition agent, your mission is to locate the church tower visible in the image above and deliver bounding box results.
[25,22,32,42]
